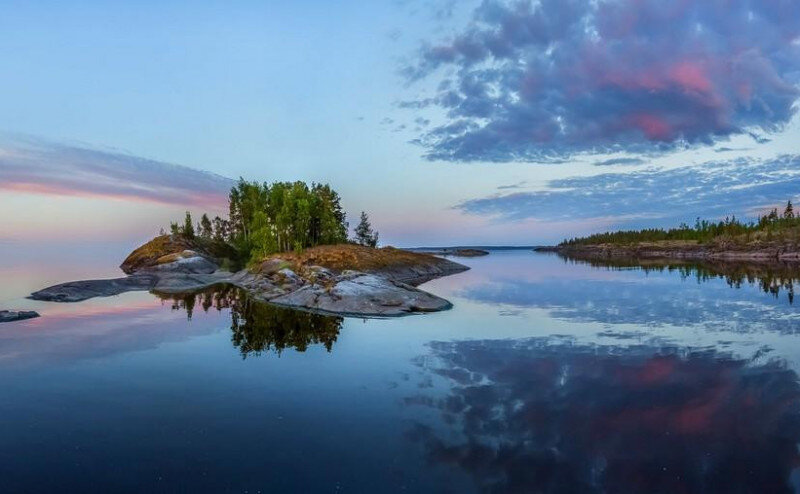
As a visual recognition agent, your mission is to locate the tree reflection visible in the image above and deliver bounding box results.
[559,254,800,303]
[407,338,800,493]
[153,285,343,357]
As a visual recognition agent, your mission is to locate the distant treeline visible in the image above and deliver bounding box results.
[166,179,379,263]
[561,201,800,246]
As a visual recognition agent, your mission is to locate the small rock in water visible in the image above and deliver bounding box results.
[0,310,40,324]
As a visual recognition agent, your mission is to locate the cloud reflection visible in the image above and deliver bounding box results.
[458,258,800,333]
[406,338,800,493]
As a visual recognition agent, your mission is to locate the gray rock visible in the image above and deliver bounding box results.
[372,259,469,286]
[0,310,40,323]
[270,273,452,317]
[29,274,159,302]
[143,256,219,275]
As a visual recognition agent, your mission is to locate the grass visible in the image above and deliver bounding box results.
[253,244,444,274]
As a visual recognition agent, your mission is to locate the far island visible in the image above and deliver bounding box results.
[538,201,800,263]
[412,248,490,257]
[30,179,468,317]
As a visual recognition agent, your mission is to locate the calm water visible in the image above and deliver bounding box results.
[2,244,800,493]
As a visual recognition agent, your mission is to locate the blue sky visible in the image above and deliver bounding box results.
[1,0,799,246]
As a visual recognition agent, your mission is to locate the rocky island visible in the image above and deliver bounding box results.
[30,179,471,317]
[31,235,468,317]
[0,310,40,324]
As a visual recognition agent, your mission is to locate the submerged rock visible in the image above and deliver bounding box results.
[31,240,469,318]
[0,310,40,324]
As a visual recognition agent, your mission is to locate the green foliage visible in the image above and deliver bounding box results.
[212,216,230,242]
[183,211,195,239]
[199,213,213,238]
[228,179,349,263]
[354,211,379,248]
[561,200,800,246]
[164,179,352,264]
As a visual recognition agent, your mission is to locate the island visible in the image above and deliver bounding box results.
[537,201,800,263]
[30,179,469,317]
[0,310,40,324]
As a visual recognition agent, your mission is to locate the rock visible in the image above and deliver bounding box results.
[120,235,236,274]
[144,256,219,275]
[0,310,40,324]
[374,260,468,286]
[270,273,452,317]
[29,274,159,302]
[258,258,288,275]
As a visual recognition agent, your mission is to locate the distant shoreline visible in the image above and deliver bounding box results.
[535,243,800,263]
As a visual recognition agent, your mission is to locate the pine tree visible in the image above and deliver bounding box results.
[785,200,794,219]
[183,211,195,239]
[354,211,378,248]
[200,213,213,239]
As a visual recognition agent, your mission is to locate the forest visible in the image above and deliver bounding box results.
[166,179,378,264]
[561,201,800,246]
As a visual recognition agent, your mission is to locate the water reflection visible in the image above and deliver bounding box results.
[407,338,800,493]
[559,255,800,303]
[460,257,800,333]
[153,286,343,357]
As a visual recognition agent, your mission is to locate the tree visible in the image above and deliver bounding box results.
[170,221,181,236]
[212,216,229,242]
[785,201,794,220]
[354,211,378,248]
[200,213,213,239]
[768,208,779,222]
[183,211,195,239]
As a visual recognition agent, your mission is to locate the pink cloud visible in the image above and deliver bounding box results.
[407,0,800,161]
[630,113,673,140]
[0,136,233,210]
[670,61,713,93]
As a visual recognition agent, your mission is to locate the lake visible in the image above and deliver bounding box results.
[2,244,800,493]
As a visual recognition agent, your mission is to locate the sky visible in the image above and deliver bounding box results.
[1,0,799,246]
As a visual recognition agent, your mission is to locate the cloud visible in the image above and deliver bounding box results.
[405,0,800,162]
[593,157,646,167]
[457,154,800,225]
[0,136,233,209]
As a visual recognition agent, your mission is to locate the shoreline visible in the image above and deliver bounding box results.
[535,243,800,263]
